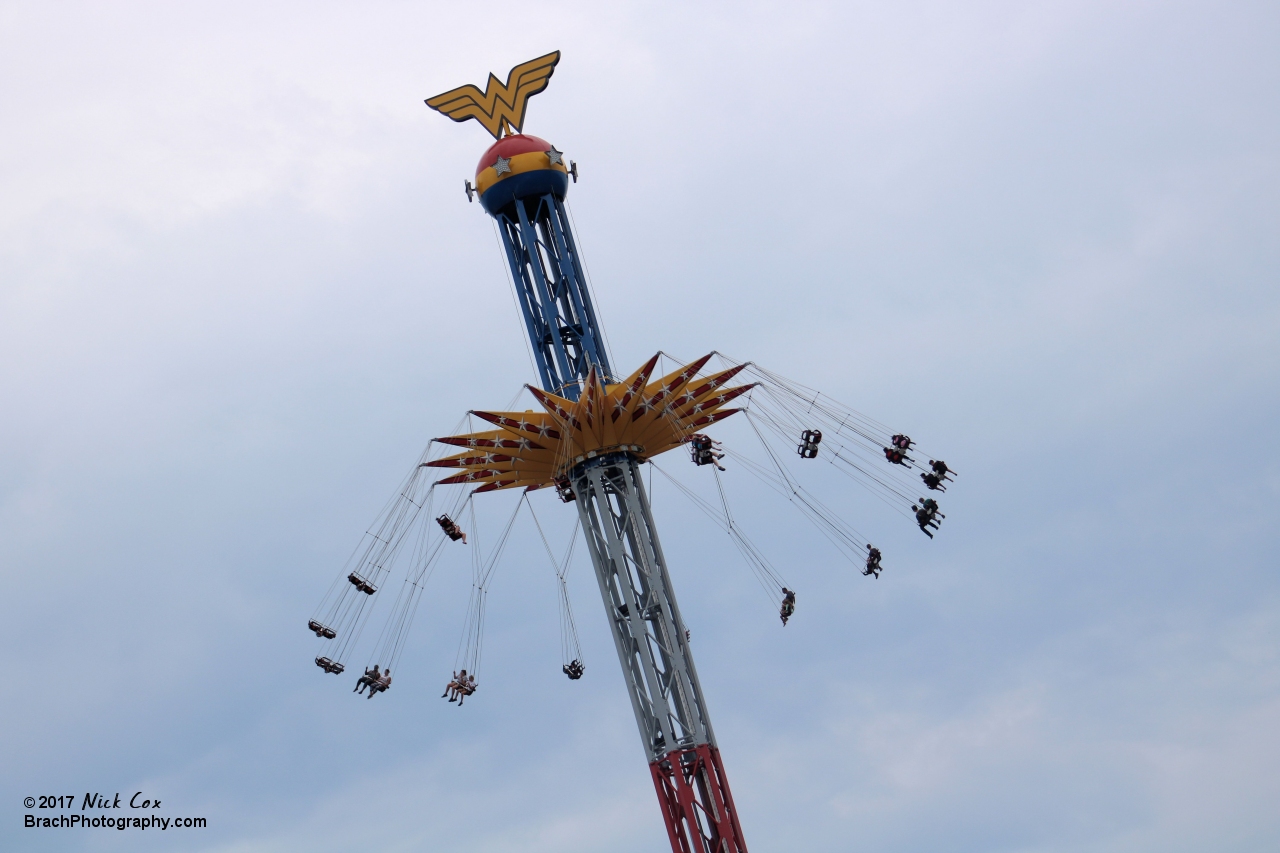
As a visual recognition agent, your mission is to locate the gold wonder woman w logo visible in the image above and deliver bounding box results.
[425,51,561,140]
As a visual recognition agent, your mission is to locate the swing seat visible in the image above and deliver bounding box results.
[884,447,908,464]
[307,620,337,639]
[554,475,576,502]
[798,429,823,458]
[436,514,466,541]
[347,572,377,595]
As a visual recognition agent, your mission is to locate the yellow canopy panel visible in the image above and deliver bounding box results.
[425,354,754,492]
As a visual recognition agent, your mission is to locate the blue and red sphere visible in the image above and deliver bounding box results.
[474,134,570,215]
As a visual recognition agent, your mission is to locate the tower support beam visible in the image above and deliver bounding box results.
[495,193,612,400]
[479,136,747,851]
[573,453,748,853]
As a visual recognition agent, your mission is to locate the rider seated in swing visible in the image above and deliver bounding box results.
[690,433,726,471]
[316,656,343,674]
[457,672,477,706]
[779,587,796,625]
[929,459,954,481]
[884,434,914,465]
[367,668,391,699]
[921,471,947,492]
[554,475,575,503]
[563,659,585,680]
[442,669,467,702]
[912,498,944,538]
[913,504,935,538]
[436,514,467,543]
[348,572,377,594]
[355,664,380,694]
[864,546,882,578]
[308,619,337,639]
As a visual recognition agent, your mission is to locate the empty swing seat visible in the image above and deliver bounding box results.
[797,429,822,459]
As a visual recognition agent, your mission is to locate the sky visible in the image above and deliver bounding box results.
[1,1,1278,851]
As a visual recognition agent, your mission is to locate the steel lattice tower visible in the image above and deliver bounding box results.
[486,136,747,853]
[426,53,749,852]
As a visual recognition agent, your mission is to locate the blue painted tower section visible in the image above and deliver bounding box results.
[492,192,612,401]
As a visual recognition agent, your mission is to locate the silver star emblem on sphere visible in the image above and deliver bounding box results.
[546,146,563,166]
[493,156,512,176]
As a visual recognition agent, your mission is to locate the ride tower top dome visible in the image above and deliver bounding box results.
[474,133,571,216]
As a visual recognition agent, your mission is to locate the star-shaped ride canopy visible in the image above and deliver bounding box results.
[426,354,753,492]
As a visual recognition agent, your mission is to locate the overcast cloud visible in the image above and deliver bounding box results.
[2,2,1278,851]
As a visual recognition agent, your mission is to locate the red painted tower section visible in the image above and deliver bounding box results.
[651,745,749,853]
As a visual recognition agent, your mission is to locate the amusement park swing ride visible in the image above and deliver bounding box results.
[307,51,956,853]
